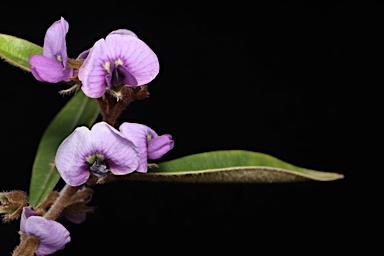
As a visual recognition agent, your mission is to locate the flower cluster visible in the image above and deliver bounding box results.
[28,16,174,187]
[55,121,174,186]
[29,17,160,99]
[12,17,174,255]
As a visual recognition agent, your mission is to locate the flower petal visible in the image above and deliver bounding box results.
[116,64,137,86]
[108,29,138,38]
[30,64,45,82]
[55,127,92,186]
[90,122,140,175]
[78,38,111,98]
[119,123,157,172]
[43,16,69,67]
[29,54,72,83]
[105,34,160,86]
[148,134,174,159]
[77,48,90,60]
[20,207,39,233]
[24,216,70,256]
[77,28,137,65]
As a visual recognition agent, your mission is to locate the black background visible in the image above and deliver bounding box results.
[0,1,382,254]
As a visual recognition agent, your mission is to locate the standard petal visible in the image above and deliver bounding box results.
[148,134,174,159]
[20,207,39,233]
[90,122,140,175]
[55,127,93,186]
[77,48,91,60]
[119,123,157,172]
[24,216,70,256]
[108,29,138,38]
[78,39,111,98]
[29,55,72,83]
[43,16,69,66]
[105,34,160,86]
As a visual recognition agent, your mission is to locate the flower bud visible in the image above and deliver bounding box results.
[0,190,28,222]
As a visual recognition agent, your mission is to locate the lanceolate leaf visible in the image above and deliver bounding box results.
[0,33,42,71]
[29,90,99,208]
[126,150,344,183]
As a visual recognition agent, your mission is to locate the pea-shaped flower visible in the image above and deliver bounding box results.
[119,122,174,172]
[29,17,73,83]
[20,207,70,256]
[78,29,159,98]
[55,122,140,186]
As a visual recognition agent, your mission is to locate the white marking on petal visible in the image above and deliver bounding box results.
[115,58,123,66]
[104,62,111,73]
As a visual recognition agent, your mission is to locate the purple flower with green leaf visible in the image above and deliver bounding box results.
[29,17,73,83]
[78,29,159,98]
[119,122,174,172]
[20,207,70,256]
[55,122,140,186]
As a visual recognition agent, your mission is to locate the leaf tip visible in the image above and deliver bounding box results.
[314,171,345,181]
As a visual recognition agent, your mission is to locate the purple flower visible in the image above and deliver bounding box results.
[78,29,159,98]
[29,17,73,83]
[20,207,70,256]
[55,122,140,186]
[119,123,174,172]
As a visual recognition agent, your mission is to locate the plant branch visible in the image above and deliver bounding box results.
[43,184,80,220]
[12,232,39,256]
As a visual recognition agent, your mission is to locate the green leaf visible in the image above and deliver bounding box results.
[29,90,99,208]
[0,33,43,71]
[126,150,344,183]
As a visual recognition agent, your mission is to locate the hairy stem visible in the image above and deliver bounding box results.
[97,94,118,126]
[12,232,39,256]
[44,184,80,220]
[97,85,149,126]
